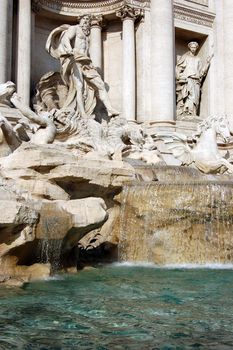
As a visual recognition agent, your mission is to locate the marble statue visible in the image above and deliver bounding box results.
[0,81,16,107]
[45,15,119,118]
[0,82,57,146]
[0,82,160,164]
[159,115,233,174]
[10,94,57,145]
[176,41,213,119]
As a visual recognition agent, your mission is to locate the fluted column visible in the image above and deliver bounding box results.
[90,15,103,72]
[17,0,32,105]
[117,6,143,121]
[0,0,13,83]
[223,0,233,129]
[151,0,175,121]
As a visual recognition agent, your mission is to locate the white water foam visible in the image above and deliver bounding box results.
[113,261,233,269]
[44,275,64,281]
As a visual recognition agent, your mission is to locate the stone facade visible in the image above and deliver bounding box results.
[1,1,232,126]
[1,0,233,282]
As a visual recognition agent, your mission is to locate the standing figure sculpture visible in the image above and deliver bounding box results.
[176,41,213,119]
[46,15,118,119]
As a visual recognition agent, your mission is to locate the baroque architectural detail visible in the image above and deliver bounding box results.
[116,5,144,21]
[32,0,42,13]
[185,0,208,6]
[174,3,215,27]
[176,41,213,119]
[90,15,103,28]
[158,115,233,174]
[32,0,149,16]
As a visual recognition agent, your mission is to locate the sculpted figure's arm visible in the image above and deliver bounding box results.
[10,94,57,144]
[200,53,214,81]
[0,112,22,150]
[60,26,76,54]
[10,93,49,127]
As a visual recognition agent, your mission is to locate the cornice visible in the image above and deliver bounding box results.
[32,0,215,28]
[184,0,208,6]
[33,0,149,16]
[174,3,215,28]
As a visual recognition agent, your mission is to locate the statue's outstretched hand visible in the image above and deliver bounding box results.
[207,53,214,64]
[10,93,23,108]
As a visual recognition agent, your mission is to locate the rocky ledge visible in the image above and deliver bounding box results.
[0,142,135,285]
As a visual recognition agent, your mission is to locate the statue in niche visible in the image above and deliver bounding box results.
[45,15,119,119]
[176,41,213,120]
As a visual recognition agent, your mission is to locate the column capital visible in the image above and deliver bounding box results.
[90,15,103,28]
[32,0,42,13]
[116,5,144,21]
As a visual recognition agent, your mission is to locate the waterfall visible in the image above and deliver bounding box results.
[39,239,63,272]
[119,181,233,264]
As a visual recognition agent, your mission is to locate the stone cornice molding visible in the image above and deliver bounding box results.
[116,5,144,21]
[184,0,208,6]
[174,3,215,28]
[32,0,149,16]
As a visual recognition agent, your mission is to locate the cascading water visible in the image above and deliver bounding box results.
[39,239,63,272]
[119,180,233,264]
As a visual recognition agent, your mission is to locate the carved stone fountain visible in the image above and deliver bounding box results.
[0,14,233,286]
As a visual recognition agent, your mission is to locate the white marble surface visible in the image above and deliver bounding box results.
[16,0,31,105]
[0,0,12,83]
[90,25,102,71]
[150,0,175,121]
[223,0,233,130]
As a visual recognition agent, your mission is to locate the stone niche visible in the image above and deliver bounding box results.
[175,27,210,118]
[103,21,123,113]
[33,15,62,88]
[32,13,123,112]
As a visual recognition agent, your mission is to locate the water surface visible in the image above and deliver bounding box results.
[0,265,233,349]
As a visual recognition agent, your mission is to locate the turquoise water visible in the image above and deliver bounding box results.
[0,265,233,350]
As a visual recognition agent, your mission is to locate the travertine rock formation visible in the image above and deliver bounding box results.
[0,134,137,284]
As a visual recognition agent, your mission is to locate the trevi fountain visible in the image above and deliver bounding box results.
[0,0,233,349]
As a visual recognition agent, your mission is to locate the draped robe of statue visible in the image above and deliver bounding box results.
[46,24,98,117]
[176,52,208,118]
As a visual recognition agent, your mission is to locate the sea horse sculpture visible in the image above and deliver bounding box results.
[157,115,233,174]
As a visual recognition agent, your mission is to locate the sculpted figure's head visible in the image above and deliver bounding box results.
[188,41,199,55]
[78,15,91,36]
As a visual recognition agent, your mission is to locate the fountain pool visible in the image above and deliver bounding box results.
[0,265,233,349]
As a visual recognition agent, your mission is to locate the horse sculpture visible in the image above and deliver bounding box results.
[157,115,233,174]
